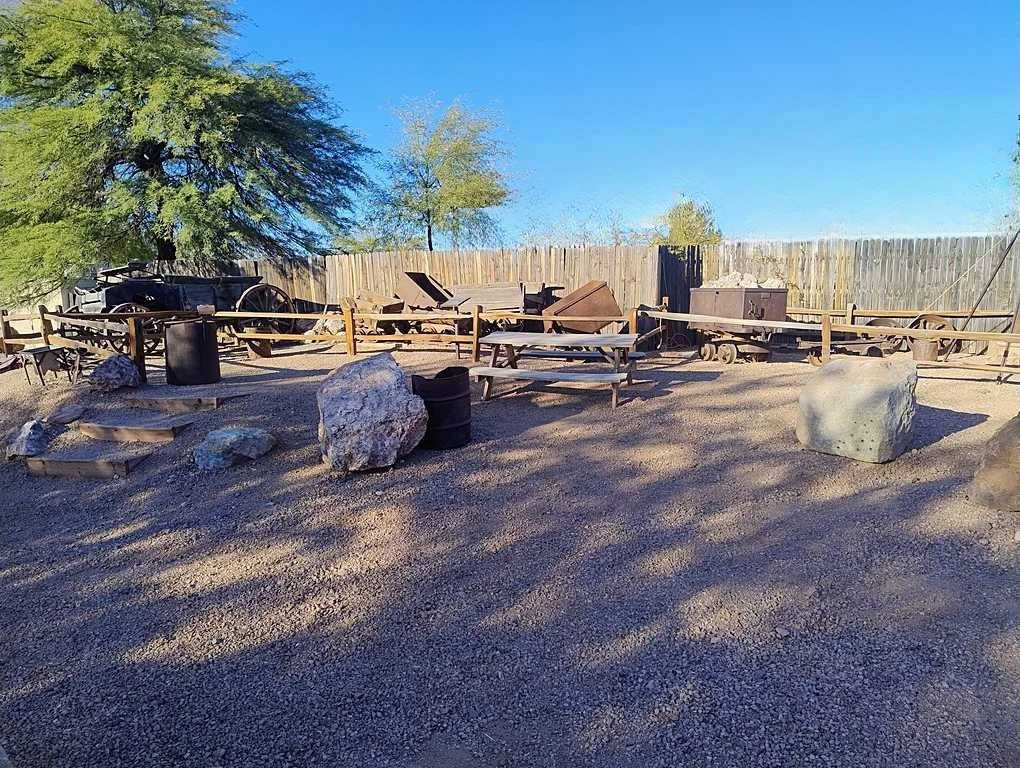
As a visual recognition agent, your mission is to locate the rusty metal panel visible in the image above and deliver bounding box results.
[542,280,621,333]
[396,272,451,310]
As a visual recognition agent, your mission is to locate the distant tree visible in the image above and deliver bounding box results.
[652,195,722,246]
[520,205,654,247]
[0,0,368,302]
[380,102,509,251]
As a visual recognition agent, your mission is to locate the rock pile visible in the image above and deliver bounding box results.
[88,354,141,391]
[702,271,785,289]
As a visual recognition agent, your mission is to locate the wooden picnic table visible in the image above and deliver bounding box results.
[472,331,640,409]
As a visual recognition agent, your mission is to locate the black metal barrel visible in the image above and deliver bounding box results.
[411,366,471,449]
[164,319,220,385]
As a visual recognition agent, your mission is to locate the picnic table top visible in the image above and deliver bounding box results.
[478,331,638,348]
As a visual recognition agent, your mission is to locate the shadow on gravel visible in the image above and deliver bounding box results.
[1,355,1018,768]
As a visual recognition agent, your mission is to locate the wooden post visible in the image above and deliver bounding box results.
[125,316,147,383]
[659,296,669,349]
[628,307,639,335]
[845,302,856,325]
[821,312,832,364]
[471,304,482,362]
[343,304,356,357]
[38,305,52,345]
[0,309,9,356]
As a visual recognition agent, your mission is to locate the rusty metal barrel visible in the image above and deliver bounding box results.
[164,319,220,385]
[411,366,471,449]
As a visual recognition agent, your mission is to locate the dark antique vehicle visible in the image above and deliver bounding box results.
[62,262,295,353]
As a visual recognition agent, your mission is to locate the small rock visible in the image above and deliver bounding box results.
[45,403,86,424]
[88,354,141,391]
[776,627,790,638]
[6,420,48,459]
[195,427,276,470]
[1013,529,1020,543]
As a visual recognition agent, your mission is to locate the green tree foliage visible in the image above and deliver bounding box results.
[0,0,368,302]
[380,102,509,251]
[652,195,722,246]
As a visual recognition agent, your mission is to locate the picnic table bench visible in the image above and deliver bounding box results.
[472,331,639,409]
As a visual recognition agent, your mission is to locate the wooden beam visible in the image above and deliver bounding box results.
[25,453,151,478]
[642,310,821,333]
[44,314,130,334]
[821,313,832,363]
[0,309,8,356]
[471,304,481,362]
[46,334,117,358]
[829,322,1020,345]
[789,307,1013,319]
[343,303,356,356]
[125,317,147,383]
[37,305,52,345]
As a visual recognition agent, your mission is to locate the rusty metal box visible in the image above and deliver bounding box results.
[542,280,621,333]
[689,287,788,334]
[396,272,451,311]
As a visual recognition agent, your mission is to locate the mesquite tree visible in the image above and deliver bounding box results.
[0,0,368,301]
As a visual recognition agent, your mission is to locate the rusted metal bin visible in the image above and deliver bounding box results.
[543,280,621,333]
[912,338,939,361]
[689,287,788,334]
[396,272,452,310]
[164,319,220,385]
[411,366,471,449]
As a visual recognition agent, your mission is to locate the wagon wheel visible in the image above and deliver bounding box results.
[906,314,958,356]
[108,303,162,355]
[866,317,905,352]
[718,343,738,365]
[57,305,97,347]
[699,342,717,361]
[234,284,296,336]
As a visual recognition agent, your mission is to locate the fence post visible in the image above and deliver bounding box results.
[38,305,52,345]
[628,307,639,335]
[471,304,482,362]
[0,309,9,356]
[659,296,669,349]
[821,312,832,363]
[343,303,356,357]
[845,302,856,325]
[125,316,147,383]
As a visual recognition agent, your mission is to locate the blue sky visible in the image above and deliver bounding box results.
[234,0,1019,242]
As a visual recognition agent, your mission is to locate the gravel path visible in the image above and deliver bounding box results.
[1,345,1018,767]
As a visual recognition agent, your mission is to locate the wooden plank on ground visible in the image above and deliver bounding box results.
[78,420,193,443]
[25,453,151,478]
[123,391,253,413]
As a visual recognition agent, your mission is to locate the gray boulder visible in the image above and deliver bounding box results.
[317,352,427,473]
[45,403,86,425]
[796,358,917,463]
[195,427,276,470]
[89,354,141,391]
[972,414,1020,510]
[6,419,48,459]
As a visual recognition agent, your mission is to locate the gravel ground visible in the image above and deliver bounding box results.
[1,343,1018,767]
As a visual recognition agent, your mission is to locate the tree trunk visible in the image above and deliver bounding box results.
[426,222,433,252]
[155,237,177,261]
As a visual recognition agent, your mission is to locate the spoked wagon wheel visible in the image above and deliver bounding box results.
[233,284,296,338]
[109,302,162,355]
[906,314,958,356]
[57,306,99,348]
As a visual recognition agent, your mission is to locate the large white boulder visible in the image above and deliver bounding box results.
[796,358,917,463]
[6,419,48,459]
[317,352,427,473]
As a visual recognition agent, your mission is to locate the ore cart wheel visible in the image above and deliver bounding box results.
[109,302,161,355]
[866,318,905,352]
[234,284,296,342]
[906,314,958,356]
[718,343,738,365]
[699,342,717,361]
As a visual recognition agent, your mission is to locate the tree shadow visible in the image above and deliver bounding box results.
[1,350,1017,767]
